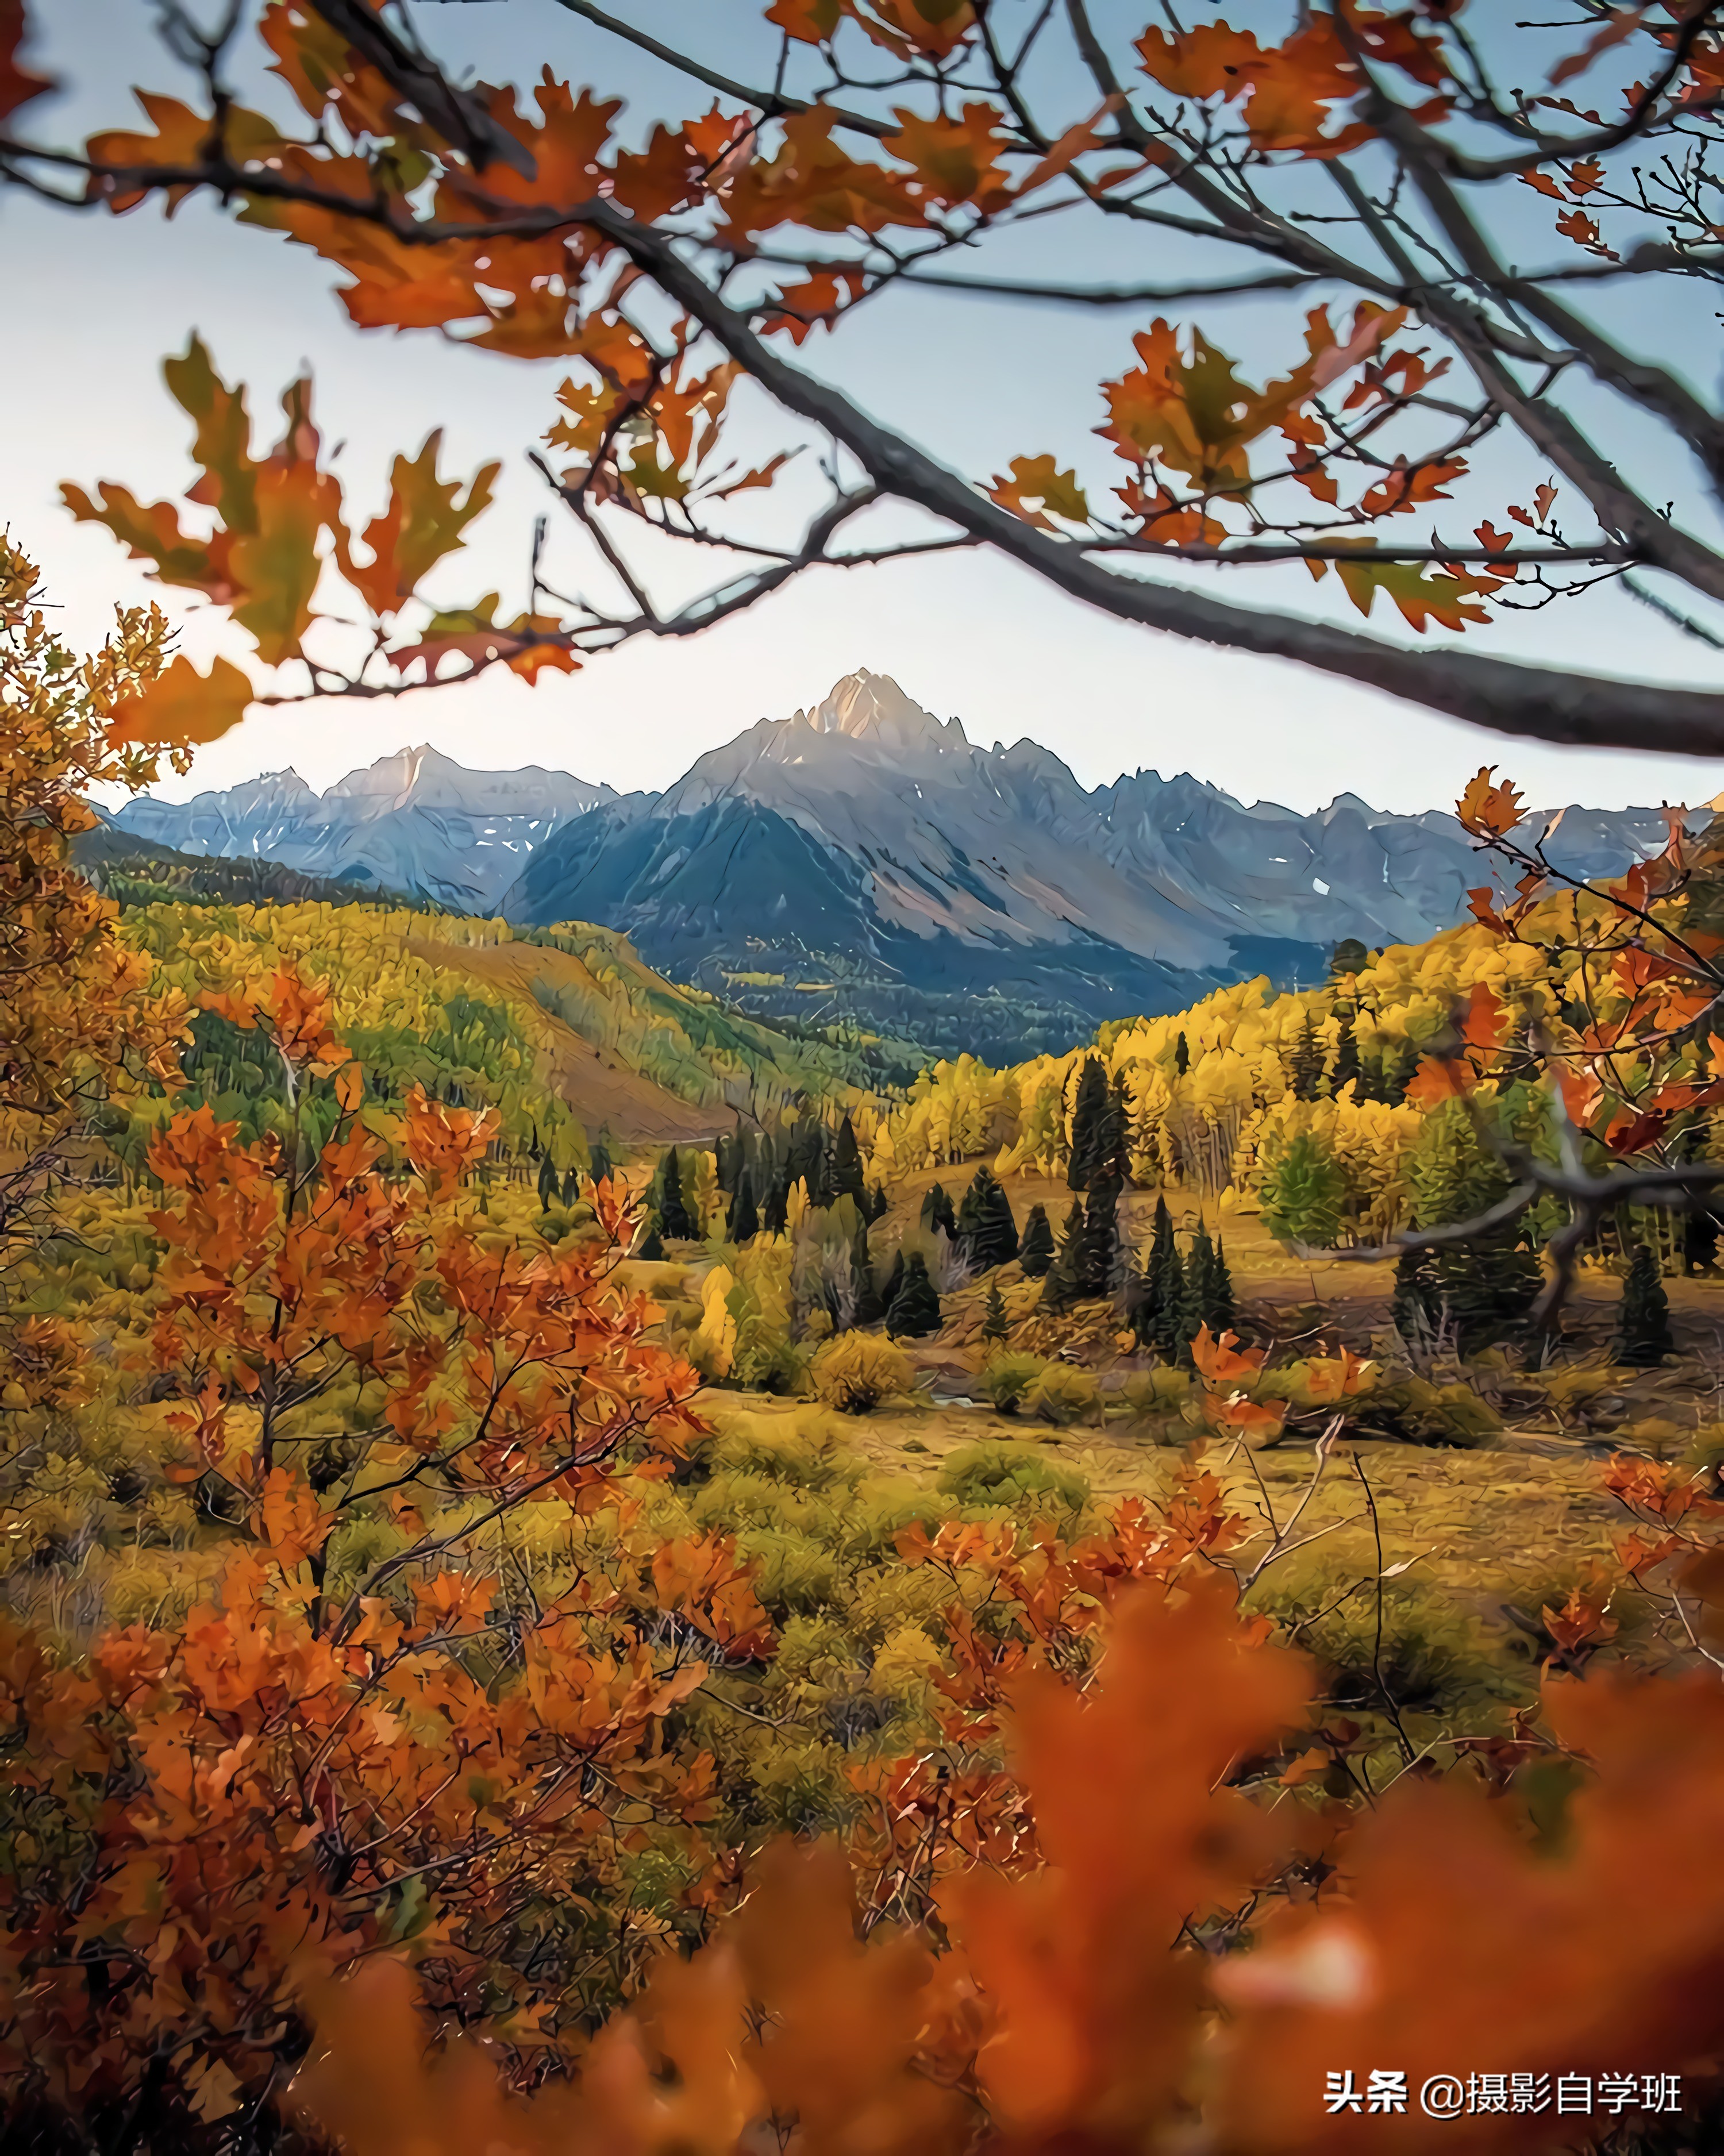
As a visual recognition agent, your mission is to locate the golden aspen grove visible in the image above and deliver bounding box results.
[10,3,1724,2153]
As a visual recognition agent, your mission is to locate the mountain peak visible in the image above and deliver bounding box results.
[795,671,966,748]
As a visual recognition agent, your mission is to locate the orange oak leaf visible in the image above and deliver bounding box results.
[104,653,254,750]
[1404,1054,1473,1109]
[1457,765,1526,837]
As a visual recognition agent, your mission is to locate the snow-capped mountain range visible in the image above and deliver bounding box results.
[113,743,618,913]
[114,672,1687,1059]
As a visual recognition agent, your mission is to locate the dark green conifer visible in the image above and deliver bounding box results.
[852,1223,885,1325]
[1329,937,1369,984]
[1039,1199,1087,1314]
[1105,1070,1133,1182]
[921,1182,957,1239]
[1177,1225,1218,1357]
[982,1280,1010,1345]
[1288,1011,1326,1102]
[1330,1010,1361,1096]
[786,1117,829,1207]
[761,1172,790,1238]
[1207,1234,1237,1333]
[729,1172,760,1245]
[1067,1054,1110,1189]
[1173,1031,1190,1076]
[1076,1177,1122,1298]
[634,1217,665,1262]
[536,1153,559,1211]
[1123,1243,1154,1348]
[1616,1243,1674,1365]
[832,1113,867,1204]
[878,1248,905,1317]
[958,1164,1019,1269]
[1018,1203,1055,1279]
[1151,1241,1186,1360]
[560,1164,582,1207]
[656,1146,694,1239]
[588,1137,613,1191]
[867,1181,890,1224]
[887,1252,942,1338]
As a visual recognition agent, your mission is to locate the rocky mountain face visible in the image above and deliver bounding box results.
[120,674,1684,1061]
[112,744,618,913]
[502,672,1681,1058]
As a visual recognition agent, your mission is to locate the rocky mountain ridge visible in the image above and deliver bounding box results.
[113,743,619,914]
[118,673,1685,1058]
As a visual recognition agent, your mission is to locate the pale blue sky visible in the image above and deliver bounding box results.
[5,0,1723,814]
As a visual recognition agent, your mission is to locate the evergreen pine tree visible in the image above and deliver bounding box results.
[887,1252,942,1337]
[1177,1225,1218,1357]
[1039,1199,1087,1314]
[655,1146,694,1239]
[1616,1243,1674,1365]
[1124,1243,1154,1348]
[832,1113,866,1204]
[1405,1096,1542,1350]
[959,1165,1019,1269]
[1329,937,1369,984]
[729,1172,760,1246]
[1330,1010,1361,1096]
[1074,1178,1121,1298]
[878,1248,905,1318]
[761,1171,790,1238]
[1135,1197,1176,1349]
[867,1180,890,1223]
[714,1132,737,1195]
[1391,1245,1442,1345]
[560,1164,582,1207]
[1207,1234,1237,1334]
[634,1217,665,1262]
[1151,1241,1186,1360]
[852,1223,884,1325]
[1260,1131,1346,1248]
[588,1138,613,1191]
[982,1280,1010,1345]
[1067,1054,1110,1189]
[921,1182,957,1239]
[536,1153,559,1211]
[1173,1030,1190,1076]
[787,1118,829,1207]
[1018,1202,1055,1279]
[1288,1011,1326,1101]
[1102,1070,1132,1182]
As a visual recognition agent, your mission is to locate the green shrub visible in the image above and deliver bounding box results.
[739,1526,842,1614]
[811,1331,915,1414]
[937,1440,1090,1512]
[837,1477,949,1560]
[1026,1364,1100,1427]
[688,1469,837,1543]
[978,1351,1044,1415]
[709,1408,863,1490]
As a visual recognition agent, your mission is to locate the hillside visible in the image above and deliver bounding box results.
[107,896,896,1178]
